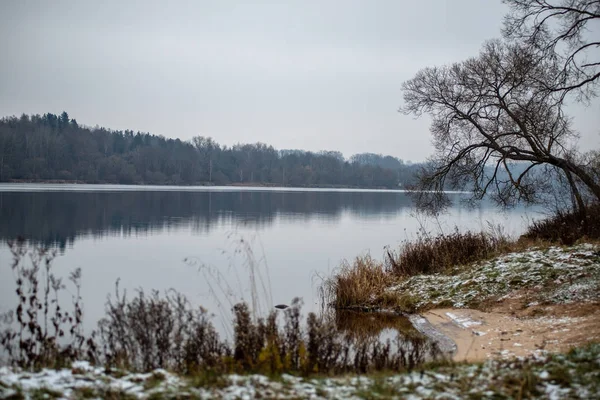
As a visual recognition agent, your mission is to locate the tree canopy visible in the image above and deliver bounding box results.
[401,39,600,212]
[502,0,600,100]
[0,112,420,189]
[400,0,600,216]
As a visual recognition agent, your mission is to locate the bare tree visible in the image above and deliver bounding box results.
[400,40,600,213]
[192,136,220,183]
[502,0,600,100]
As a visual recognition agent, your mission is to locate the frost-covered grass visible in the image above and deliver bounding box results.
[2,343,599,399]
[324,230,512,310]
[383,244,600,312]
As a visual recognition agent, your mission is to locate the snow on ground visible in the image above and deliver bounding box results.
[385,244,600,311]
[445,312,482,328]
[2,344,599,399]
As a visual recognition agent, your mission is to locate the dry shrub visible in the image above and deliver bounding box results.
[101,295,442,376]
[386,229,510,277]
[523,203,600,245]
[98,284,227,374]
[299,304,441,375]
[320,254,393,310]
[1,243,443,375]
[0,239,94,370]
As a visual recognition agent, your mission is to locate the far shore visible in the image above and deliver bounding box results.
[2,179,397,190]
[0,180,474,194]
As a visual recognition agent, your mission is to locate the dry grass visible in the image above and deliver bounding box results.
[523,203,600,245]
[320,229,512,311]
[0,239,93,370]
[320,254,395,310]
[386,229,511,277]
[322,205,600,311]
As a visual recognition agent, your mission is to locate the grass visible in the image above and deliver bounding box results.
[320,254,394,310]
[71,386,96,399]
[143,371,166,391]
[30,387,62,400]
[523,202,600,244]
[2,204,598,389]
[384,243,599,312]
[0,238,89,371]
[321,203,600,312]
[386,229,511,277]
[3,343,599,399]
[321,229,512,310]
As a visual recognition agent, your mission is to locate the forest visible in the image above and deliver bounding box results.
[0,112,420,188]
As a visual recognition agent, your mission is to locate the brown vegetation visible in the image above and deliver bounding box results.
[322,229,511,310]
[323,204,599,311]
[523,203,600,245]
[320,254,393,310]
[386,229,510,276]
[0,238,95,370]
[0,242,442,376]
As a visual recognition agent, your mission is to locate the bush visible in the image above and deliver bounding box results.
[1,243,443,375]
[320,254,393,310]
[98,284,227,373]
[386,229,510,277]
[0,239,94,370]
[523,203,600,245]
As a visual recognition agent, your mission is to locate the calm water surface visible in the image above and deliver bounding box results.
[0,184,540,336]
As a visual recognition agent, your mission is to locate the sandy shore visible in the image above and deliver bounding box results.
[422,303,600,362]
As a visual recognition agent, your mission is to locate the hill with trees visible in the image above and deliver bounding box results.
[0,112,421,188]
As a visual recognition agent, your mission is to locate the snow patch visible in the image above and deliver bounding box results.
[446,312,482,328]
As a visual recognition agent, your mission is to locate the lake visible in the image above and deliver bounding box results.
[0,184,540,338]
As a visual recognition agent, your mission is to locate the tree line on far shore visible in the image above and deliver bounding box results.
[0,112,420,188]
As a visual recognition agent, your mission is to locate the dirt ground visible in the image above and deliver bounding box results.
[424,298,600,362]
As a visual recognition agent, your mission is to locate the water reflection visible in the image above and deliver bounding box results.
[0,186,537,347]
[331,309,444,365]
[334,309,418,340]
[0,189,430,249]
[0,240,444,370]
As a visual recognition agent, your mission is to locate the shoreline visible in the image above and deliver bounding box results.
[419,304,600,362]
[0,181,471,194]
[378,243,600,362]
[0,180,399,191]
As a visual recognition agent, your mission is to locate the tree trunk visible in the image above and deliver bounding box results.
[565,161,600,203]
[563,169,588,232]
[552,156,600,203]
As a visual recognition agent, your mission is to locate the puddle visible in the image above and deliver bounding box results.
[331,309,446,366]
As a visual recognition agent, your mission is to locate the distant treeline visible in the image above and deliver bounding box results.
[0,112,421,188]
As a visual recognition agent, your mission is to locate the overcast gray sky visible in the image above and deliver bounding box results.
[0,0,598,161]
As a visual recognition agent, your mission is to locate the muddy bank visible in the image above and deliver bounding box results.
[397,244,600,361]
[417,303,600,362]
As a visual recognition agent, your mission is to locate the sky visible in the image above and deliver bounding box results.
[0,0,598,162]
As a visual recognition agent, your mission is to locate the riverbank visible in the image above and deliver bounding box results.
[2,213,599,397]
[2,343,599,399]
[350,243,600,362]
[2,245,598,399]
[386,243,600,312]
[422,304,600,362]
[2,180,400,191]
